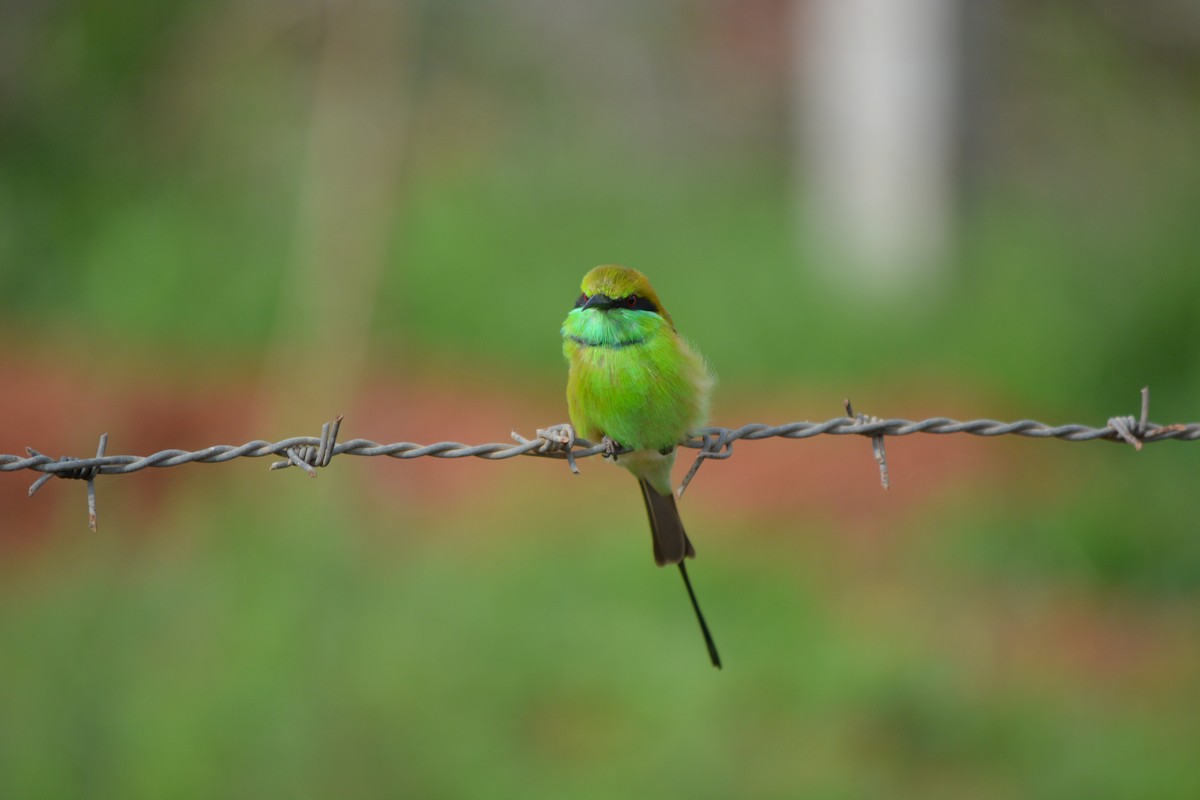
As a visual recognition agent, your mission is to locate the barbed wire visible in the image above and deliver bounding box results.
[2,388,1194,531]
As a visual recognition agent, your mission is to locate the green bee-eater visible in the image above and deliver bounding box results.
[562,264,721,668]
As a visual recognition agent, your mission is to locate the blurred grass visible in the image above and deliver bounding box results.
[2,464,1198,799]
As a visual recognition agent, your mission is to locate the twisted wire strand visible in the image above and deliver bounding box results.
[3,416,1196,478]
[6,385,1191,531]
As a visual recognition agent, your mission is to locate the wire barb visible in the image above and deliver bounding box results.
[676,429,733,500]
[270,416,343,476]
[845,398,889,489]
[1105,387,1187,451]
[511,424,582,474]
[24,433,108,532]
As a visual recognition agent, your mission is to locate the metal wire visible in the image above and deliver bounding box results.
[4,411,1196,479]
[3,388,1194,529]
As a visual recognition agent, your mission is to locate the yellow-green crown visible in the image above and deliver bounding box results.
[580,265,673,326]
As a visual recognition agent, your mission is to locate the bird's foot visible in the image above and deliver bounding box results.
[601,435,622,461]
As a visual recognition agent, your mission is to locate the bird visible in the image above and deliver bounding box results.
[561,264,721,668]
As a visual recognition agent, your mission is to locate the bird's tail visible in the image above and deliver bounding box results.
[637,479,695,567]
[678,559,721,669]
[638,479,721,669]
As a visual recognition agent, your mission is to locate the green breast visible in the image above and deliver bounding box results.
[562,309,706,451]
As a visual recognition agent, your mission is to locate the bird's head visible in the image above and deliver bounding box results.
[571,265,675,329]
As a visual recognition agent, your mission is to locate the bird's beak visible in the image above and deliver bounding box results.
[581,293,617,311]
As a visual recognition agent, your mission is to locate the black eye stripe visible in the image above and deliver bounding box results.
[625,294,658,313]
[570,291,659,313]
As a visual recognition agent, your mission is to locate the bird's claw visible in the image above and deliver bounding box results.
[601,435,621,461]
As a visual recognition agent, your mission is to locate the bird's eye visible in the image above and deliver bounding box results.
[625,294,639,308]
[574,293,588,308]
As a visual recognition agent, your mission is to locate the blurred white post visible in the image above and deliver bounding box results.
[794,0,959,293]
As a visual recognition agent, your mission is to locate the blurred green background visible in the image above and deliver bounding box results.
[2,1,1199,797]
